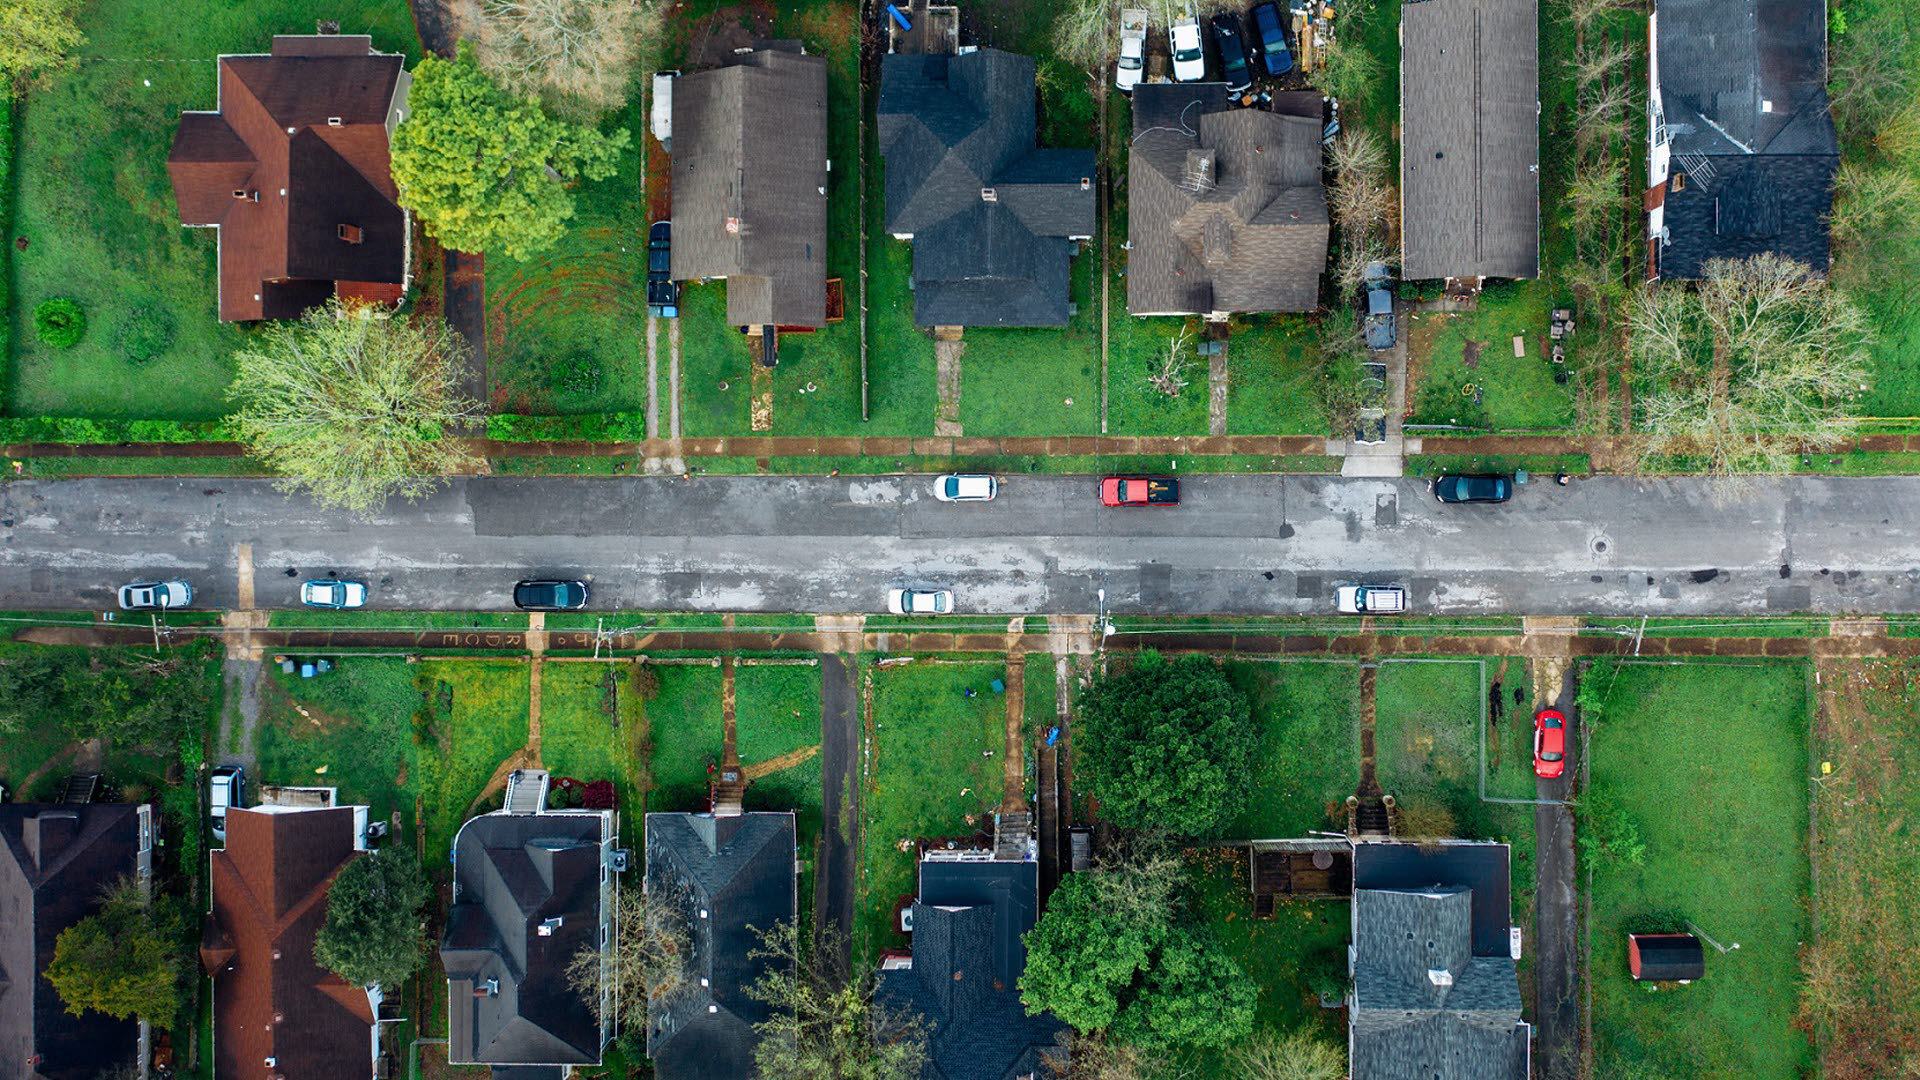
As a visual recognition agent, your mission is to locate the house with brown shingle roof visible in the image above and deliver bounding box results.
[1126,86,1328,317]
[201,804,380,1080]
[0,802,154,1080]
[670,43,830,331]
[168,34,412,322]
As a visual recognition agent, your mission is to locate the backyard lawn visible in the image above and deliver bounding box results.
[857,658,1008,963]
[254,658,424,844]
[639,662,724,815]
[1585,661,1813,1079]
[5,0,418,418]
[1220,660,1360,839]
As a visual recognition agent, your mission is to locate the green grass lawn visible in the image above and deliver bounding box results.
[639,663,723,814]
[413,659,531,865]
[1221,661,1360,839]
[734,662,824,840]
[537,662,640,812]
[254,657,424,844]
[1227,316,1335,435]
[858,658,1007,964]
[5,0,418,418]
[1586,661,1813,1079]
[1405,291,1578,431]
[1484,656,1539,800]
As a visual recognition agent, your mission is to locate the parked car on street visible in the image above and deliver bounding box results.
[1249,1,1294,75]
[300,579,368,608]
[647,221,679,318]
[514,579,590,611]
[1336,584,1406,614]
[1117,8,1149,93]
[888,587,954,615]
[1533,708,1567,779]
[933,474,998,502]
[1434,474,1514,504]
[118,580,192,610]
[1364,260,1396,350]
[209,765,244,843]
[1100,476,1180,506]
[1170,15,1207,81]
[1208,13,1253,93]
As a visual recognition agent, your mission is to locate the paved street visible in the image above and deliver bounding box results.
[3,473,1919,614]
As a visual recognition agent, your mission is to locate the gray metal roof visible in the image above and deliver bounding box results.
[1127,84,1327,315]
[878,49,1094,326]
[441,809,611,1069]
[670,48,830,327]
[643,812,797,1080]
[1400,0,1540,281]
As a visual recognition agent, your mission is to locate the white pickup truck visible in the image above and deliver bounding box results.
[1116,9,1149,93]
[1170,14,1207,82]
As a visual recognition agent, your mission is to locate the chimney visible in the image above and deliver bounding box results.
[1079,177,1091,190]
[326,116,344,127]
[337,224,363,244]
[474,978,499,998]
[537,917,563,936]
[980,187,997,203]
[725,216,742,235]
[1427,968,1454,987]
[22,811,79,869]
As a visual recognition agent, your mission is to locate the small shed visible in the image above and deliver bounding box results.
[1628,933,1705,982]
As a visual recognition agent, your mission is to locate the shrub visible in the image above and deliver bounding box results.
[33,298,85,348]
[549,351,604,398]
[116,303,177,365]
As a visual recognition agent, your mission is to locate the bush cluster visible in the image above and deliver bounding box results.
[116,303,178,365]
[33,297,85,348]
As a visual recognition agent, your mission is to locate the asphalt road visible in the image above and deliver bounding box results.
[4,473,1919,614]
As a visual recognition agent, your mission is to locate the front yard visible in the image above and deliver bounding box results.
[1220,660,1361,839]
[1585,660,1813,1079]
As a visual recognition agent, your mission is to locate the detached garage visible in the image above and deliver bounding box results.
[1628,932,1706,982]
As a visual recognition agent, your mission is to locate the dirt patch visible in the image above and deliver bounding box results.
[1462,339,1484,368]
[742,743,821,781]
[683,0,779,71]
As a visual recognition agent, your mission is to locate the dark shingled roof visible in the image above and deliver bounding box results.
[0,804,148,1080]
[878,49,1094,326]
[441,808,613,1070]
[643,813,797,1080]
[670,47,830,328]
[202,806,378,1080]
[1348,842,1529,1080]
[1652,0,1836,277]
[1400,0,1539,281]
[168,35,410,321]
[875,857,1066,1080]
[1127,84,1327,315]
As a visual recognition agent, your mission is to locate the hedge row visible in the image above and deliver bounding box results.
[1,99,14,370]
[0,417,232,443]
[486,412,648,442]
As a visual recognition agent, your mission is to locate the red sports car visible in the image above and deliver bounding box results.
[1533,708,1567,779]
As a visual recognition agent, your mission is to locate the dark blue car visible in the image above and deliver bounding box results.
[1209,13,1253,93]
[1250,2,1294,76]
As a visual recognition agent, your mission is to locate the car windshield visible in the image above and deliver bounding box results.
[944,477,961,497]
[1120,54,1142,68]
[1541,750,1564,761]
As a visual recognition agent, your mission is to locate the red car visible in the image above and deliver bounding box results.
[1100,476,1180,507]
[1533,708,1567,779]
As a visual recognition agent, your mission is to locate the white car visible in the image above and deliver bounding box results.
[1116,9,1148,93]
[301,579,369,608]
[933,474,998,502]
[888,588,954,615]
[208,766,244,843]
[1170,16,1207,82]
[118,580,192,610]
[1336,585,1408,614]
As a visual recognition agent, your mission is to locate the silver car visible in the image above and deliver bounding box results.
[118,580,192,610]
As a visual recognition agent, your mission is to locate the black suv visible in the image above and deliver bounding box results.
[1209,13,1253,94]
[514,579,591,611]
[647,221,678,317]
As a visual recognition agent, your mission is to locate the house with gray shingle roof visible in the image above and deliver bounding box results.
[1127,85,1327,317]
[643,811,796,1080]
[1348,842,1530,1079]
[878,49,1095,327]
[670,44,830,329]
[1399,0,1539,282]
[875,851,1067,1080]
[1644,0,1837,278]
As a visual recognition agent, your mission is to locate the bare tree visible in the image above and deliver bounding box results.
[1043,1031,1154,1080]
[1828,23,1917,133]
[1570,37,1632,94]
[1565,0,1630,33]
[1149,327,1196,396]
[1574,80,1635,154]
[567,883,691,1030]
[453,0,662,118]
[1306,38,1383,106]
[1053,0,1118,72]
[1565,158,1626,238]
[1627,254,1874,479]
[1231,1027,1348,1080]
[748,922,928,1080]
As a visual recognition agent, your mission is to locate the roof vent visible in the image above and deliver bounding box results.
[475,978,499,998]
[1761,99,1774,113]
[699,908,710,920]
[707,1004,719,1013]
[725,216,742,235]
[1427,968,1454,987]
[1080,177,1090,190]
[338,223,363,244]
[233,190,247,200]
[538,917,563,936]
[327,116,343,127]
[980,187,997,203]
[286,127,296,135]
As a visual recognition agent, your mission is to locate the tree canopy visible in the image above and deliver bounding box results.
[314,848,432,989]
[568,882,689,1028]
[1020,847,1255,1050]
[1076,652,1256,836]
[1,0,84,94]
[46,878,184,1024]
[226,301,483,516]
[0,648,209,745]
[748,923,927,1080]
[390,44,628,257]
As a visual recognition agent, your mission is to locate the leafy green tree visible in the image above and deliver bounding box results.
[46,878,184,1024]
[227,300,483,517]
[0,0,84,93]
[748,922,927,1080]
[390,44,627,257]
[1077,652,1256,836]
[314,848,433,989]
[1019,868,1167,1033]
[1110,927,1255,1049]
